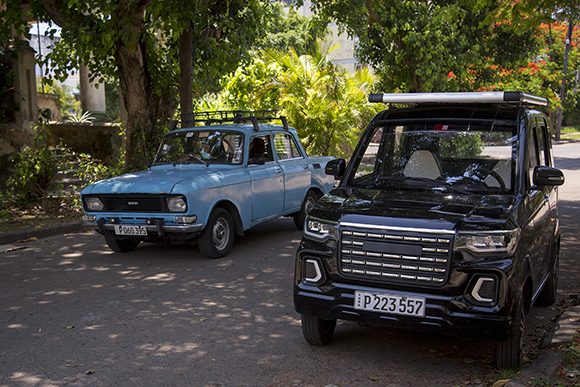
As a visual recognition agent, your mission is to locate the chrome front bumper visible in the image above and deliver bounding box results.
[83,220,203,234]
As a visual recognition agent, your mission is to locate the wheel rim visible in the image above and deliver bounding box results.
[305,196,316,215]
[212,217,230,251]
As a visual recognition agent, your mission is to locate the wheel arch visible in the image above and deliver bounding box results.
[212,200,244,236]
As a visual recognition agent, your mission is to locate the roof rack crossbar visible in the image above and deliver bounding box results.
[175,110,289,131]
[368,91,548,107]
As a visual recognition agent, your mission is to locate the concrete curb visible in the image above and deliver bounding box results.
[0,221,83,245]
[505,303,580,386]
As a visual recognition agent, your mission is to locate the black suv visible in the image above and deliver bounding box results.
[293,92,565,368]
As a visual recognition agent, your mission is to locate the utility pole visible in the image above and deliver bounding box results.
[555,20,574,141]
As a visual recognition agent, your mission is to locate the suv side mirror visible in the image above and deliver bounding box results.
[325,158,346,180]
[533,166,565,187]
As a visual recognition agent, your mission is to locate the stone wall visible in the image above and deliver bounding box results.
[38,93,62,121]
[46,122,122,164]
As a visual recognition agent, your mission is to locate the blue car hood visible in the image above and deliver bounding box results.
[83,166,226,194]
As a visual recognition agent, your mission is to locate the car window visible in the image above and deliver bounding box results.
[274,133,303,160]
[535,120,550,167]
[249,135,274,164]
[527,124,541,188]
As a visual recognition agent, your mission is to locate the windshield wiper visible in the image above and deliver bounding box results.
[187,154,208,166]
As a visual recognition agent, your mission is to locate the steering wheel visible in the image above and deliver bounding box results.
[478,167,506,190]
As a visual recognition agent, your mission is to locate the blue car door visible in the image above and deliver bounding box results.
[273,132,310,212]
[247,134,284,221]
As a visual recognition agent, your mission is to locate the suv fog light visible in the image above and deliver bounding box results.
[304,259,323,283]
[469,276,497,304]
[176,216,197,224]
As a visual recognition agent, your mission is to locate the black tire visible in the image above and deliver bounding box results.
[293,191,319,230]
[198,208,234,258]
[537,243,559,306]
[495,296,525,369]
[104,234,140,253]
[301,314,336,346]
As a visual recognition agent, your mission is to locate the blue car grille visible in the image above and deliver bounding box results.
[338,223,454,287]
[92,195,166,212]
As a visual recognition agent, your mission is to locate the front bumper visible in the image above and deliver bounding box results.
[83,216,203,237]
[294,281,511,341]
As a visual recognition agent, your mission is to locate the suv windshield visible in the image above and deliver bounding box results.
[350,121,517,194]
[153,130,244,165]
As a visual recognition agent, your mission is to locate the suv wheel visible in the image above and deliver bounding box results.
[495,296,525,369]
[199,208,234,258]
[301,314,336,346]
[537,244,559,306]
[104,234,140,253]
[294,191,318,230]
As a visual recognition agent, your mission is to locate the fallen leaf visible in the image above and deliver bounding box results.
[66,325,75,329]
[85,370,95,375]
[199,317,207,322]
[368,375,381,382]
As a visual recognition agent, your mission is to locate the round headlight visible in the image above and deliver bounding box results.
[85,197,104,211]
[167,197,187,212]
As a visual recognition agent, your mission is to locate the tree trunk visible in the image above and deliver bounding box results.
[179,25,194,128]
[555,20,574,141]
[115,40,152,171]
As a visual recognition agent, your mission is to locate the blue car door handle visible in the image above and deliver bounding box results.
[303,165,309,170]
[275,167,283,174]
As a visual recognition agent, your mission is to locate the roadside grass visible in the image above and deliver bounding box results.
[0,199,81,234]
[560,126,580,141]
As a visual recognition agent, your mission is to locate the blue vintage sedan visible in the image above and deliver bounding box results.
[80,114,335,258]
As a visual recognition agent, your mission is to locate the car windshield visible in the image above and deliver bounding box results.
[349,121,517,194]
[153,130,244,165]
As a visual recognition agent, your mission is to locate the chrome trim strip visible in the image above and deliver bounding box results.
[339,222,455,235]
[304,259,323,283]
[471,277,495,302]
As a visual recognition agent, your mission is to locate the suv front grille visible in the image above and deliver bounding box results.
[338,223,454,287]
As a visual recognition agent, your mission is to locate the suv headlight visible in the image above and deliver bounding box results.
[455,228,520,255]
[167,196,187,212]
[85,197,104,211]
[304,216,338,241]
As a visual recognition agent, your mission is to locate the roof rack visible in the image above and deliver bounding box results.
[177,110,289,131]
[368,91,548,107]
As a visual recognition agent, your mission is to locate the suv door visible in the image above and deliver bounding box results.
[523,117,551,288]
[247,134,284,221]
[536,117,559,278]
[273,132,311,212]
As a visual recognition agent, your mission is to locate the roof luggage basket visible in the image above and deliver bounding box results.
[368,91,548,107]
[176,110,289,131]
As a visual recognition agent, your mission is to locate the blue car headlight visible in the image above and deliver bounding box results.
[167,196,187,212]
[85,197,104,211]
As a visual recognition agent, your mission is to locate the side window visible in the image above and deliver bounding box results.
[527,125,540,188]
[249,135,274,164]
[536,118,551,167]
[274,133,303,160]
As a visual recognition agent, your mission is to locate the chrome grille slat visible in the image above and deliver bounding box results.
[339,224,454,287]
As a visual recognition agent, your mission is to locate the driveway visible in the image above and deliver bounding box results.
[1,143,579,387]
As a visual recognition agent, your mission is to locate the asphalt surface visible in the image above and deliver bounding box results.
[1,143,579,387]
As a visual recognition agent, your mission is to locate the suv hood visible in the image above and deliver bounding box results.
[82,166,226,195]
[313,188,518,231]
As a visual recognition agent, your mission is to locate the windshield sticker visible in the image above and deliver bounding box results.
[186,132,194,138]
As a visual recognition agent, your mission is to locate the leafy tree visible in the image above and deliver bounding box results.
[309,0,537,92]
[269,44,379,157]
[2,1,272,170]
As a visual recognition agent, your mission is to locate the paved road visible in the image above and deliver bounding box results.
[1,143,579,387]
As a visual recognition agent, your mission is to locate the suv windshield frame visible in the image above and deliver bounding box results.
[345,118,519,195]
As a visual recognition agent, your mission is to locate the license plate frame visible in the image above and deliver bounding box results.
[354,291,426,317]
[114,225,147,236]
